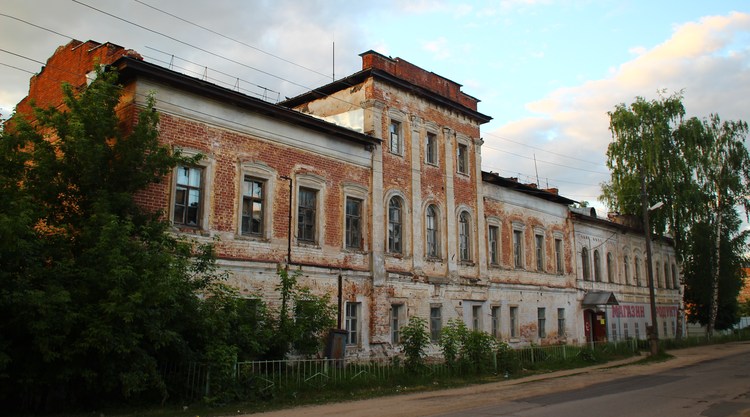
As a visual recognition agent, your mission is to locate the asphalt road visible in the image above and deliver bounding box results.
[251,342,750,417]
[435,351,750,417]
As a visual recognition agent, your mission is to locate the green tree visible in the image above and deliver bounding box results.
[400,316,430,373]
[683,209,748,330]
[0,66,233,410]
[602,92,750,337]
[267,267,335,359]
[682,114,750,335]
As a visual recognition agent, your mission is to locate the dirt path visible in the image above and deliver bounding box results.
[242,342,750,417]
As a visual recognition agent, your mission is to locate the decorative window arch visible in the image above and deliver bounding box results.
[593,250,602,282]
[458,210,472,262]
[388,196,404,254]
[425,204,439,258]
[623,255,631,285]
[606,252,614,283]
[581,247,591,281]
[634,256,642,286]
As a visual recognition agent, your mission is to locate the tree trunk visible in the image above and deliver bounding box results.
[707,189,722,338]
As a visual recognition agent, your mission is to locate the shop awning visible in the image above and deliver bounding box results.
[582,291,619,306]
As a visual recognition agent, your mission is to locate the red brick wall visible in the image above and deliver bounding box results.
[361,51,479,111]
[148,113,371,269]
[14,40,140,118]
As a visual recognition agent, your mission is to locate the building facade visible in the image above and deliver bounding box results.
[13,40,685,359]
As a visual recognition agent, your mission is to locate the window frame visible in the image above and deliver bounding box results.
[582,247,591,281]
[241,176,265,237]
[425,204,440,259]
[624,254,631,285]
[430,305,442,342]
[389,119,402,155]
[425,131,438,165]
[554,235,564,275]
[488,224,500,266]
[391,304,403,344]
[388,196,404,254]
[237,162,276,239]
[557,308,566,337]
[457,143,468,174]
[345,302,360,346]
[297,187,317,243]
[537,307,546,339]
[458,210,472,262]
[295,173,326,246]
[606,252,615,283]
[472,304,482,331]
[491,306,501,339]
[173,165,204,228]
[513,226,525,269]
[593,250,602,282]
[345,196,363,250]
[509,306,519,338]
[535,232,545,272]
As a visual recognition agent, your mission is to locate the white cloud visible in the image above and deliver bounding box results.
[485,11,750,208]
[422,37,452,60]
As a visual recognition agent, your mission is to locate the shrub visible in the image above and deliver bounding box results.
[400,316,430,373]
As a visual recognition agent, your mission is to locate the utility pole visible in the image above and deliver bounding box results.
[641,169,660,357]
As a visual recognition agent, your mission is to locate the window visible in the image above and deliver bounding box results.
[671,320,676,336]
[664,263,670,289]
[537,308,546,338]
[582,247,591,280]
[606,252,614,283]
[472,305,482,331]
[491,306,501,339]
[535,233,544,271]
[593,250,602,282]
[663,320,668,337]
[635,257,642,286]
[557,308,566,337]
[297,187,317,243]
[672,264,678,288]
[173,166,203,227]
[426,205,439,258]
[656,262,661,288]
[510,306,519,338]
[611,322,618,341]
[425,132,437,165]
[389,120,402,155]
[459,211,471,262]
[345,197,362,249]
[388,197,403,254]
[430,306,442,342]
[488,226,499,265]
[457,143,468,174]
[554,238,563,274]
[624,323,629,339]
[624,255,631,285]
[391,304,402,344]
[635,322,641,339]
[345,302,360,345]
[241,177,264,236]
[513,229,524,268]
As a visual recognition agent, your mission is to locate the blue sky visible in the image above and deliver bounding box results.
[1,0,748,220]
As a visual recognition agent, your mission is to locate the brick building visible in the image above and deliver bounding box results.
[11,40,684,358]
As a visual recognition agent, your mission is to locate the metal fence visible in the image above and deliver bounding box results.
[170,331,750,400]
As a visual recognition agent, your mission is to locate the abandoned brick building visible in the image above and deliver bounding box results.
[13,40,684,357]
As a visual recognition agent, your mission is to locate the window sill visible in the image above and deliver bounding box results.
[235,234,270,243]
[459,261,475,266]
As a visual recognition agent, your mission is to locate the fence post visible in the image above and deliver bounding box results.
[530,346,535,364]
[563,344,567,360]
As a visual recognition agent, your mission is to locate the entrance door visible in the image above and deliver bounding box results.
[584,309,607,343]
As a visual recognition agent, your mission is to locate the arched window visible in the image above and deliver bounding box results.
[672,264,678,288]
[425,205,439,258]
[634,257,642,286]
[606,252,614,283]
[458,211,471,261]
[594,250,602,282]
[623,255,630,285]
[664,263,670,289]
[581,247,590,281]
[388,197,403,254]
[656,262,661,288]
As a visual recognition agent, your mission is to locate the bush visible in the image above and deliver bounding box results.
[400,316,430,373]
